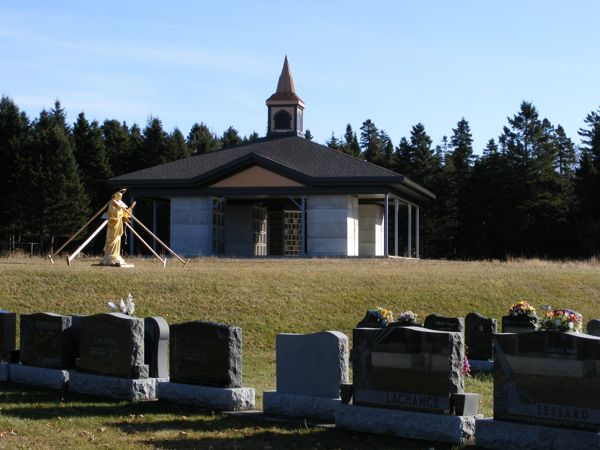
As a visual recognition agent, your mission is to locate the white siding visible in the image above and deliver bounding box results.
[359,204,384,257]
[307,195,357,257]
[170,197,212,256]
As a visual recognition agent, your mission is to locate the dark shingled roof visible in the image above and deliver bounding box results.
[111,135,435,200]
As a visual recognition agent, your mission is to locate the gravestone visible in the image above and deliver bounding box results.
[424,314,465,334]
[494,331,600,431]
[0,310,16,362]
[353,326,464,414]
[587,319,600,337]
[263,331,349,420]
[170,321,242,387]
[78,313,147,379]
[465,312,497,361]
[501,315,536,333]
[144,316,169,378]
[20,312,75,368]
[276,331,349,397]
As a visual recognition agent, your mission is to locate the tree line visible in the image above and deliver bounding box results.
[0,96,598,259]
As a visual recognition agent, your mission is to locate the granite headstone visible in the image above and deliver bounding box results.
[587,320,600,337]
[78,313,147,379]
[501,315,537,333]
[144,316,169,378]
[465,312,497,360]
[0,310,16,362]
[424,314,465,334]
[494,331,600,431]
[170,321,242,388]
[353,326,464,414]
[276,331,349,398]
[20,312,75,368]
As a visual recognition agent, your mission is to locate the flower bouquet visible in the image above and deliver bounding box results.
[508,300,537,318]
[108,293,136,316]
[395,310,418,326]
[356,306,394,328]
[539,305,582,333]
[503,300,538,331]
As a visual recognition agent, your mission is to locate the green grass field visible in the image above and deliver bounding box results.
[0,256,599,449]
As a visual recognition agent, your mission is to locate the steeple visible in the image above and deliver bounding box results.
[266,56,304,137]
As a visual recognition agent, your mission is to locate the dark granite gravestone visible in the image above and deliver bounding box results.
[144,316,169,378]
[501,315,537,333]
[494,331,600,431]
[424,314,465,334]
[78,313,147,379]
[20,312,75,368]
[465,312,497,360]
[170,321,242,388]
[353,326,464,414]
[0,310,16,362]
[587,320,600,337]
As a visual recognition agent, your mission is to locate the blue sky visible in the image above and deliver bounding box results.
[1,1,599,153]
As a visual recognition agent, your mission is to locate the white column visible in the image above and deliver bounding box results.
[394,198,399,256]
[383,194,389,257]
[407,204,412,257]
[301,196,306,256]
[129,196,135,256]
[416,206,420,258]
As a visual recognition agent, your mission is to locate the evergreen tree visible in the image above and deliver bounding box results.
[220,126,242,148]
[246,131,260,142]
[28,102,90,250]
[393,137,413,175]
[342,124,361,157]
[127,123,144,173]
[304,129,313,141]
[186,122,221,154]
[360,119,382,163]
[141,117,169,167]
[0,96,30,244]
[165,128,191,162]
[326,132,341,151]
[378,130,394,169]
[73,112,113,211]
[102,119,131,176]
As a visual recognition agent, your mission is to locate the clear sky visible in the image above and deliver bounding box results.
[1,1,599,153]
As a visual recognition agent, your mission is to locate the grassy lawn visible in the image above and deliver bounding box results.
[0,256,599,448]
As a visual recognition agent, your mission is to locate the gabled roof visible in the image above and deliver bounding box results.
[110,136,435,202]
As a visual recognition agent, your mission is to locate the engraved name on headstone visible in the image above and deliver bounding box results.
[501,315,537,333]
[424,313,465,334]
[494,331,600,431]
[20,312,75,368]
[170,321,242,388]
[353,326,464,414]
[465,312,497,360]
[78,313,146,379]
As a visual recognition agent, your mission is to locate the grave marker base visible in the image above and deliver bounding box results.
[468,359,494,372]
[157,382,255,411]
[475,418,600,450]
[335,403,478,445]
[0,362,9,381]
[9,364,69,390]
[263,391,341,421]
[69,372,167,401]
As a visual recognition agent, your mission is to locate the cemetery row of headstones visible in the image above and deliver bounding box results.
[0,310,254,408]
[2,307,600,449]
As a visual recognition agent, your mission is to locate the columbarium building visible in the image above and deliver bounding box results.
[111,57,435,258]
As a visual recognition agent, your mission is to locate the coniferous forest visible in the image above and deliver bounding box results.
[0,96,599,260]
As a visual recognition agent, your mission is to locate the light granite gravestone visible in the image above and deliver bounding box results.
[336,326,480,445]
[263,331,349,421]
[69,313,165,401]
[157,321,254,411]
[0,310,15,381]
[587,319,600,337]
[475,331,600,449]
[501,315,536,333]
[144,316,169,378]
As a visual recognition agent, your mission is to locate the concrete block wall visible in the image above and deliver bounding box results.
[170,197,212,256]
[307,195,358,257]
[359,204,384,256]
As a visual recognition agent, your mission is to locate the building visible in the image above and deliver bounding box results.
[110,57,435,258]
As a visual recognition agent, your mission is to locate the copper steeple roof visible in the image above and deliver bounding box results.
[266,56,303,104]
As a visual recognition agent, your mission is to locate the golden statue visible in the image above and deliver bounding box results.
[100,189,134,266]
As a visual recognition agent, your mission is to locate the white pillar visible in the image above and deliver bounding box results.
[416,206,420,259]
[407,204,412,257]
[129,196,135,256]
[394,198,399,256]
[383,194,389,257]
[301,196,306,256]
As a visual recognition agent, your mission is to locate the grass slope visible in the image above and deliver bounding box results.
[0,256,599,448]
